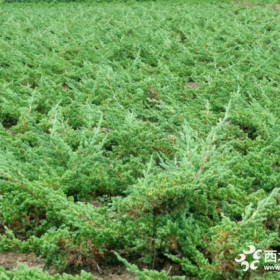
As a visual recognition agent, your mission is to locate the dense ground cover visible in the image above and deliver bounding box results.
[1,1,280,279]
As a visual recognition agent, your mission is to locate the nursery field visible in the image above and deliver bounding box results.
[1,1,280,279]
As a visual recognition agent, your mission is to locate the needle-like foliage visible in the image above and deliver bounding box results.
[1,1,280,279]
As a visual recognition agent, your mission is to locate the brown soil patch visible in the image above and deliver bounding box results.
[275,4,280,11]
[186,82,199,89]
[0,252,48,272]
[0,251,136,280]
[0,251,187,279]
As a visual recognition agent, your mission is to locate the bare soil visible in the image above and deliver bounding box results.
[0,252,136,280]
[0,251,187,279]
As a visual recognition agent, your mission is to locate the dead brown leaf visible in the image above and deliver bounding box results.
[168,134,177,145]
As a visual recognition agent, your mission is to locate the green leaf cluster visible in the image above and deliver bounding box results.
[1,2,280,279]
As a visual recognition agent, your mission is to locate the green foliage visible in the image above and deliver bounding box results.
[114,252,185,280]
[0,263,95,280]
[1,1,280,280]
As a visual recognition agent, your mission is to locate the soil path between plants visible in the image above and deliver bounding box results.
[0,252,136,280]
